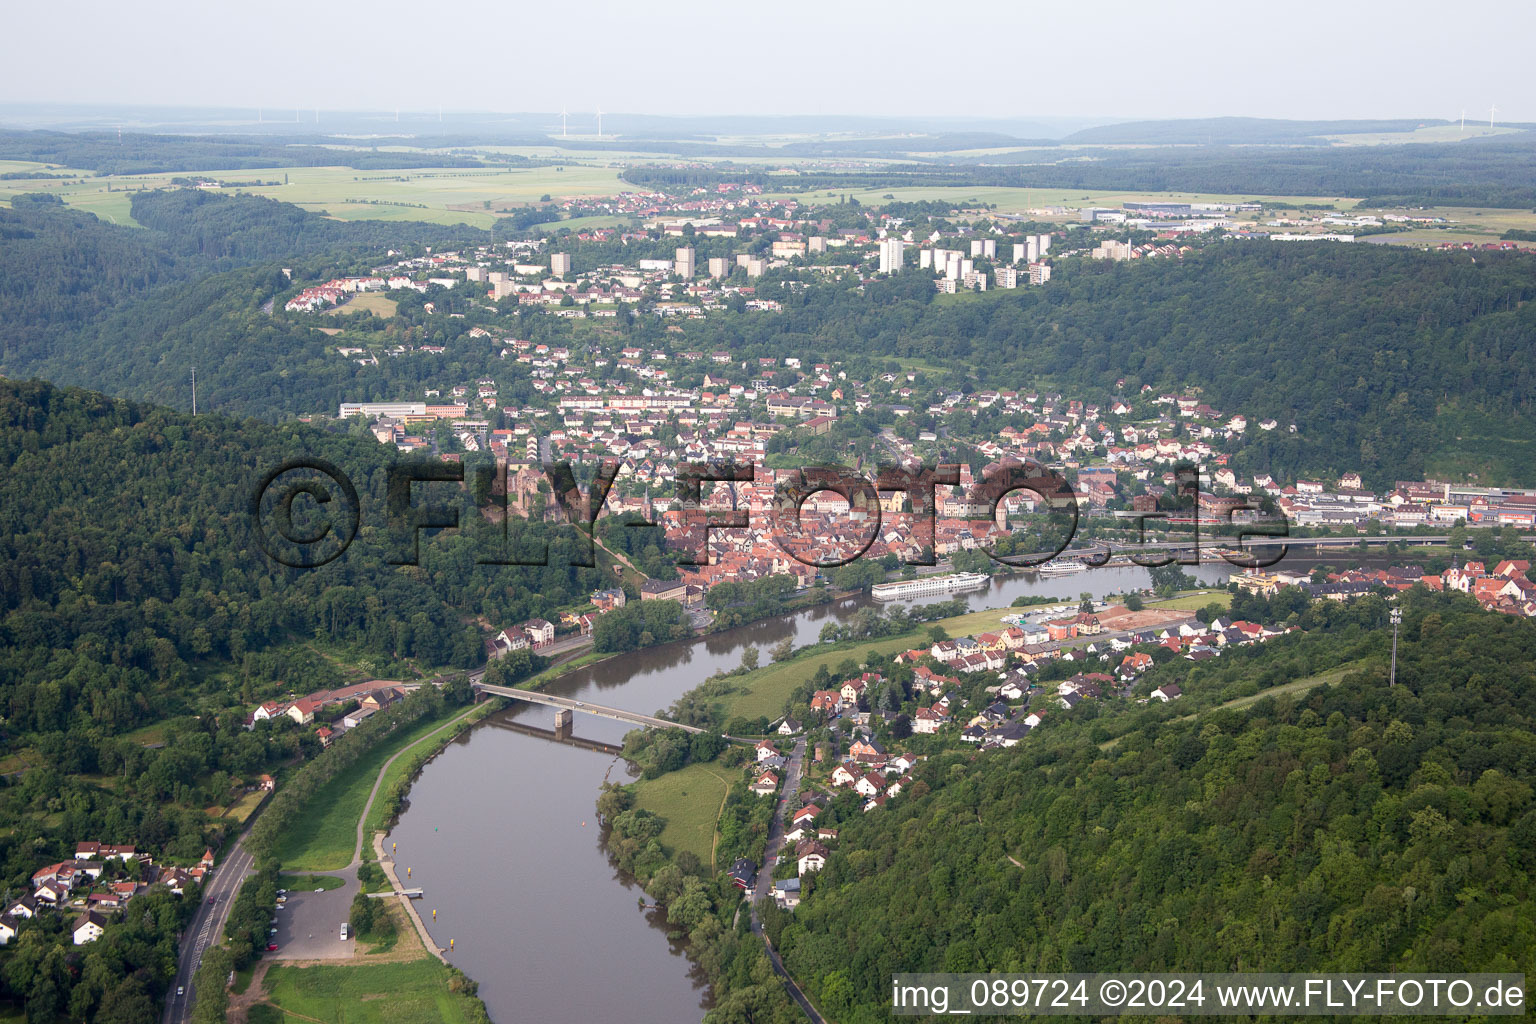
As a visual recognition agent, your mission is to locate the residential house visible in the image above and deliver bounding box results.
[848,737,886,763]
[73,911,111,945]
[773,878,802,909]
[810,690,843,715]
[854,772,884,798]
[727,858,757,890]
[912,706,948,734]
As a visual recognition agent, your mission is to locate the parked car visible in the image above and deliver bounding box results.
[266,943,278,952]
[176,987,184,997]
[339,923,349,940]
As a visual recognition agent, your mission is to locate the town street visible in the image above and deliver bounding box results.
[749,737,826,1024]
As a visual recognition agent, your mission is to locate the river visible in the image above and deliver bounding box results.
[385,564,1230,1023]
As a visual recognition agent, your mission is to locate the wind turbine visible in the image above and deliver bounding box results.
[595,107,603,139]
[1489,103,1498,128]
[561,105,568,138]
[1459,108,1466,133]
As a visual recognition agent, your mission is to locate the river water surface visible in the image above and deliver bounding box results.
[386,565,1229,1023]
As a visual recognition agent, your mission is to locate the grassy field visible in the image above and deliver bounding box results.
[259,957,485,1024]
[630,761,734,870]
[328,292,398,318]
[0,161,629,229]
[272,705,477,871]
[1143,590,1232,612]
[755,184,1360,214]
[1099,658,1375,751]
[8,152,1536,243]
[224,790,268,824]
[1218,659,1374,711]
[1320,124,1519,146]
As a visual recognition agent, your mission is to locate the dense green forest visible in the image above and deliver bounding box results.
[719,244,1536,488]
[127,190,489,262]
[762,593,1536,1023]
[0,194,487,409]
[0,380,631,880]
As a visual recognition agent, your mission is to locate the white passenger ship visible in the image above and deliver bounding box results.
[870,571,990,601]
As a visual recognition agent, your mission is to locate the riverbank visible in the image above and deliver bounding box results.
[373,564,1231,1022]
[238,695,502,1024]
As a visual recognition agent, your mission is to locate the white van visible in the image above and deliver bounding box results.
[339,923,349,941]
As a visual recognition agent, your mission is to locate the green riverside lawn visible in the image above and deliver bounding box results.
[255,959,485,1024]
[629,761,735,871]
[272,703,482,871]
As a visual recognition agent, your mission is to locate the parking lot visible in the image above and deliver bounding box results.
[270,876,356,960]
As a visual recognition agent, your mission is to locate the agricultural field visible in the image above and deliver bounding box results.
[1320,124,1519,145]
[755,184,1358,214]
[0,160,630,228]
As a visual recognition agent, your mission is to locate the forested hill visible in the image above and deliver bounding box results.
[0,378,479,722]
[766,594,1536,1022]
[0,129,490,175]
[0,377,623,735]
[734,242,1536,488]
[0,192,487,406]
[127,190,490,262]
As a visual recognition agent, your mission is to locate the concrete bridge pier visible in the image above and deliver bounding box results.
[553,707,574,733]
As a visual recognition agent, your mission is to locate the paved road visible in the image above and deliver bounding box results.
[748,738,825,1024]
[163,834,256,1024]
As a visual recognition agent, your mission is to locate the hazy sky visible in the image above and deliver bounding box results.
[6,0,1534,123]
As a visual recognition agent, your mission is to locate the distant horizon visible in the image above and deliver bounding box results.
[7,0,1534,123]
[1,102,1529,140]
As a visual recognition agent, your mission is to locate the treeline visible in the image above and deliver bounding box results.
[591,599,691,653]
[596,784,799,1024]
[624,131,1536,207]
[128,190,488,262]
[0,130,487,175]
[245,681,472,860]
[766,594,1536,1022]
[0,193,486,409]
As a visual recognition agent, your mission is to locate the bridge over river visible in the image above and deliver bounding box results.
[473,681,721,737]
